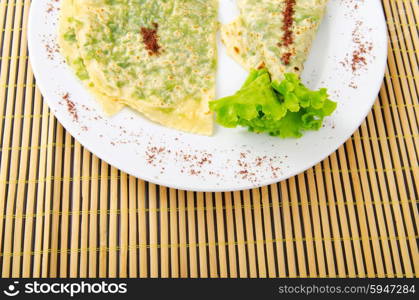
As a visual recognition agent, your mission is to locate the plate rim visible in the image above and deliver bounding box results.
[27,1,388,192]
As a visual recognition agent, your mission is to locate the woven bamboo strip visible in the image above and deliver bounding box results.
[347,136,386,277]
[177,190,187,277]
[128,175,138,277]
[205,192,218,278]
[406,2,419,87]
[407,2,419,213]
[324,158,347,277]
[169,188,178,277]
[261,186,276,278]
[288,178,307,277]
[280,181,296,276]
[343,143,376,277]
[79,148,91,277]
[40,112,55,277]
[0,0,14,149]
[326,155,357,278]
[387,0,419,242]
[69,142,82,278]
[382,35,419,272]
[0,0,21,277]
[0,0,8,53]
[108,167,118,277]
[385,1,419,176]
[59,132,73,278]
[304,171,327,277]
[224,192,238,278]
[49,123,64,278]
[334,149,366,277]
[270,184,286,277]
[11,0,31,278]
[242,189,257,277]
[375,82,414,277]
[89,156,100,277]
[149,183,158,277]
[160,186,169,278]
[119,172,129,278]
[252,188,268,278]
[137,180,147,278]
[233,191,248,277]
[353,125,393,277]
[383,80,419,211]
[148,183,158,277]
[196,192,208,277]
[22,86,42,278]
[373,90,413,276]
[295,175,316,277]
[32,102,50,278]
[187,191,198,278]
[364,110,403,277]
[390,0,419,123]
[314,163,336,277]
[99,160,109,277]
[355,124,387,282]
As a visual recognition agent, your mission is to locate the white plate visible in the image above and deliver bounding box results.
[28,0,387,192]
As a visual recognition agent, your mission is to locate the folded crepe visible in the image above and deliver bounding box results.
[222,0,329,82]
[59,0,218,135]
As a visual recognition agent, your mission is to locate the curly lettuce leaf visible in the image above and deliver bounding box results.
[209,70,337,138]
[209,69,287,127]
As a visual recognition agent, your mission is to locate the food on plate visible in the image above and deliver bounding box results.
[59,0,335,138]
[59,0,218,135]
[59,0,125,115]
[212,0,336,137]
[221,0,329,81]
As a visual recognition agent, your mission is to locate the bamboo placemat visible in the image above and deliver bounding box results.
[0,0,417,278]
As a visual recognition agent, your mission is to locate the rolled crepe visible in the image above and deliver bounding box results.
[222,0,329,82]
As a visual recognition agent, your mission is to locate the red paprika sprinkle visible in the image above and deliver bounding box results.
[281,52,292,65]
[280,0,296,65]
[141,23,161,56]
